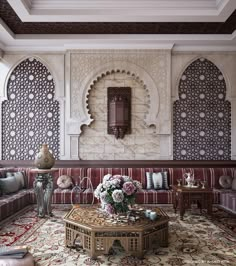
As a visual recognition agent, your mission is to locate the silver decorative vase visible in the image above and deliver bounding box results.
[34,144,55,169]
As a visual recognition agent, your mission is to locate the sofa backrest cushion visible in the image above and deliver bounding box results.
[208,168,235,189]
[6,171,25,189]
[0,175,20,194]
[57,175,73,189]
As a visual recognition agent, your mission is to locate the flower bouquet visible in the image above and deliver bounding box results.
[94,174,142,215]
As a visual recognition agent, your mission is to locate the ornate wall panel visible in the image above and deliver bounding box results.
[79,72,159,160]
[2,58,60,160]
[173,58,231,160]
[69,50,171,159]
[70,50,171,134]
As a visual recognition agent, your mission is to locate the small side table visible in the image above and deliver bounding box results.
[30,168,58,218]
[172,185,213,220]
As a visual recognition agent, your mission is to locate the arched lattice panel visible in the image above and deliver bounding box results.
[173,58,231,160]
[2,57,60,160]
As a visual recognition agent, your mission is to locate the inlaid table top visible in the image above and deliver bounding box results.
[64,205,169,231]
[172,185,213,193]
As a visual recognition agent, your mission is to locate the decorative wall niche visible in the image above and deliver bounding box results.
[107,87,131,139]
[1,57,60,160]
[173,57,231,160]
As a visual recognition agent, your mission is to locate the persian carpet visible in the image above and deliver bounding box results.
[0,205,235,266]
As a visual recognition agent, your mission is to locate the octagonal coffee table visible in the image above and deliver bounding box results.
[64,205,169,259]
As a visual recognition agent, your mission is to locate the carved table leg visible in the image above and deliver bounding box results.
[173,191,178,213]
[44,174,54,216]
[179,193,184,220]
[33,175,45,218]
[207,193,213,219]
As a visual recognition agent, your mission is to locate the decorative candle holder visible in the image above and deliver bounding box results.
[201,180,206,189]
[145,209,152,218]
[149,211,157,221]
[177,179,182,186]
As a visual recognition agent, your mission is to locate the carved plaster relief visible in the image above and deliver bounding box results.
[69,50,171,135]
[79,72,159,160]
[68,50,171,159]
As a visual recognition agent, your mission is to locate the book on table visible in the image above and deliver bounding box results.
[0,245,29,258]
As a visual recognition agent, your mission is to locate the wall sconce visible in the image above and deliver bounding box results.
[107,87,131,139]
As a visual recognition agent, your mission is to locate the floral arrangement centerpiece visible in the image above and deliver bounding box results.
[94,174,142,215]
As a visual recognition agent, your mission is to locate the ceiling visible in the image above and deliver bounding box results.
[0,0,236,52]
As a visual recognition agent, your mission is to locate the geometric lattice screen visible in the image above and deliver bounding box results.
[2,57,60,160]
[173,58,231,160]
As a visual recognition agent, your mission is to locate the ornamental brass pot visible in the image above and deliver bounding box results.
[34,144,55,169]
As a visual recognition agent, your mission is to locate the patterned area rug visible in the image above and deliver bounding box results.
[0,205,236,266]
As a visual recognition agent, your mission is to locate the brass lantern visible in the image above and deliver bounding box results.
[107,87,131,139]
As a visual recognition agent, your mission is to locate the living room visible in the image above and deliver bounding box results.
[0,0,236,265]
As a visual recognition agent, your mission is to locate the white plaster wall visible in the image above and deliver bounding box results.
[172,52,236,160]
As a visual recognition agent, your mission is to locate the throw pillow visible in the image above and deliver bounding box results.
[232,177,236,191]
[146,172,154,190]
[219,175,232,189]
[6,172,25,189]
[162,171,169,190]
[152,172,163,190]
[0,175,20,194]
[57,175,73,189]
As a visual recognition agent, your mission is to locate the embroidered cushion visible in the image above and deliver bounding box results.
[152,172,163,190]
[146,172,154,190]
[162,171,169,190]
[57,175,73,189]
[219,175,232,189]
[145,171,169,190]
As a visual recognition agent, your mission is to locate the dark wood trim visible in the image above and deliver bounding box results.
[0,160,235,168]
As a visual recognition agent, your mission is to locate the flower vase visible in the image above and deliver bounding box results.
[34,144,55,169]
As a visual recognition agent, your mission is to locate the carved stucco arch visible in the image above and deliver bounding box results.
[76,61,159,133]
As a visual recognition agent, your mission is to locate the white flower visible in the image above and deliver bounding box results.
[94,183,103,199]
[112,189,124,203]
[103,181,112,189]
[110,179,120,187]
[103,174,112,183]
[100,190,108,202]
[123,175,132,182]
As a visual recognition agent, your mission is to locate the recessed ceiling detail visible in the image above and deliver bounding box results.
[0,0,235,34]
[8,0,236,22]
[7,0,236,22]
[0,0,235,51]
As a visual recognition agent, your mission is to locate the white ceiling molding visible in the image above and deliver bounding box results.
[7,0,236,22]
[0,19,235,52]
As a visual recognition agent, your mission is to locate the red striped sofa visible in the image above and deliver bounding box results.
[0,162,235,221]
